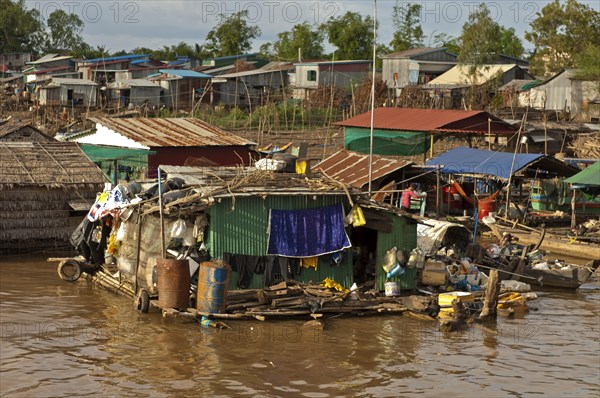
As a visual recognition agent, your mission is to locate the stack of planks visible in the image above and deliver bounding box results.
[196,281,409,320]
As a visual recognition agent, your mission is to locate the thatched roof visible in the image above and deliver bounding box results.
[0,121,54,142]
[0,141,107,189]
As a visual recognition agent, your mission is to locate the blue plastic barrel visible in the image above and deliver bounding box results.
[196,261,231,314]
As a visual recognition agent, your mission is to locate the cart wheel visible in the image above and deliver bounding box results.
[135,289,150,313]
[189,293,197,309]
[57,259,82,282]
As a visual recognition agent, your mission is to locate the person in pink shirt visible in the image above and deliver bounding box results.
[401,185,419,212]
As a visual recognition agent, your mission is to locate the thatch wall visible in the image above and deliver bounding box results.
[0,188,98,242]
[0,142,106,245]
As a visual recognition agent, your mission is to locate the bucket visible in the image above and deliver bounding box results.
[157,259,191,310]
[384,281,400,297]
[477,198,497,220]
[196,261,231,314]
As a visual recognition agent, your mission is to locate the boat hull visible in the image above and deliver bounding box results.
[523,260,600,289]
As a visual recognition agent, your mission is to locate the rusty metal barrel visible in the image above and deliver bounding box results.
[157,259,190,310]
[196,261,231,314]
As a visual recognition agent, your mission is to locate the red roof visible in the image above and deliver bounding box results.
[336,108,481,131]
[315,149,411,189]
[336,107,516,135]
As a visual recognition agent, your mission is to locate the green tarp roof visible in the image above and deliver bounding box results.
[564,161,600,186]
[80,144,155,162]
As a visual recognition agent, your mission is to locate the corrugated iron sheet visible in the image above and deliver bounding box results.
[207,195,353,289]
[90,117,255,148]
[376,214,418,291]
[315,149,411,189]
[428,64,516,85]
[336,108,483,131]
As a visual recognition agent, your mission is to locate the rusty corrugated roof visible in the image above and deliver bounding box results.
[90,117,255,148]
[336,108,483,131]
[315,149,411,189]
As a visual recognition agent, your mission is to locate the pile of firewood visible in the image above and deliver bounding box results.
[569,132,600,159]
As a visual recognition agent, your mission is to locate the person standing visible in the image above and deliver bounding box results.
[401,185,419,212]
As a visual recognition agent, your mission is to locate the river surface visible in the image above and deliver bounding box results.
[1,254,599,398]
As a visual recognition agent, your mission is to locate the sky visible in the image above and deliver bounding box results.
[24,0,600,55]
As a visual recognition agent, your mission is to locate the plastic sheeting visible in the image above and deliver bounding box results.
[417,219,473,256]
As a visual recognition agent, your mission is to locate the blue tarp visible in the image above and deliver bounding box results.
[267,204,351,258]
[426,147,544,179]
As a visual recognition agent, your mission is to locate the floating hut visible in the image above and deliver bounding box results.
[0,141,107,250]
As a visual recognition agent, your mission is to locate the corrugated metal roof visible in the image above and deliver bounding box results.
[90,117,255,147]
[428,64,517,85]
[336,108,483,131]
[381,47,452,59]
[498,79,535,91]
[158,69,212,78]
[219,62,294,78]
[78,54,149,63]
[28,55,72,64]
[315,149,411,189]
[108,79,161,88]
[294,60,372,66]
[47,78,97,86]
[26,65,73,75]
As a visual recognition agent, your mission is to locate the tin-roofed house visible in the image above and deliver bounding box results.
[115,167,418,295]
[0,141,107,251]
[22,54,77,83]
[150,69,213,111]
[212,62,294,107]
[107,79,162,109]
[336,107,518,159]
[38,78,98,107]
[381,47,458,98]
[67,117,257,180]
[292,60,372,100]
[519,69,600,122]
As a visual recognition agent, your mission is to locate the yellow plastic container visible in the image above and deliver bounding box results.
[438,291,474,308]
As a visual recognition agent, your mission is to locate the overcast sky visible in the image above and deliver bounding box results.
[24,1,600,54]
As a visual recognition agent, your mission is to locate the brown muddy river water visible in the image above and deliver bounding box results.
[1,255,599,397]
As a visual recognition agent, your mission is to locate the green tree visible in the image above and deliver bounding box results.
[205,11,261,57]
[321,11,374,60]
[0,0,43,54]
[272,22,324,61]
[429,32,460,54]
[43,9,85,52]
[525,0,600,77]
[152,41,198,61]
[459,3,524,66]
[70,44,109,59]
[389,2,424,52]
[499,27,524,59]
[574,44,600,92]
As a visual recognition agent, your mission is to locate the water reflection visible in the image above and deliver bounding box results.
[1,257,599,397]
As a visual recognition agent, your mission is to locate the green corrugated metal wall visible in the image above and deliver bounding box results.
[206,194,354,289]
[376,215,418,291]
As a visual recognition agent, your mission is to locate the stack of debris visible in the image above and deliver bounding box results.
[196,280,411,320]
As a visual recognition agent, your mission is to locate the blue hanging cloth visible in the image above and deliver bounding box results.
[267,204,352,257]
